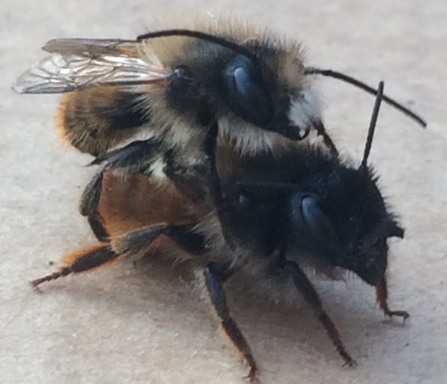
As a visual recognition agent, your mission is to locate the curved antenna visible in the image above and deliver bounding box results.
[304,67,426,128]
[361,81,384,170]
[137,29,259,63]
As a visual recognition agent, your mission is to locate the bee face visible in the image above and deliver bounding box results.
[312,167,404,286]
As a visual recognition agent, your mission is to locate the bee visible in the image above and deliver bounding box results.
[30,81,411,382]
[13,20,426,242]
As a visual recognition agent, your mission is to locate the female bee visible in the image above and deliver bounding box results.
[31,82,410,382]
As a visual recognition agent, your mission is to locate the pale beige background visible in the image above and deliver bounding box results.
[1,1,446,384]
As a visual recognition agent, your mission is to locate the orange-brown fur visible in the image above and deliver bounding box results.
[98,172,199,238]
[55,87,147,156]
[60,243,122,271]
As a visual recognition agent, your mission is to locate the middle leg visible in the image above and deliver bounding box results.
[204,262,258,382]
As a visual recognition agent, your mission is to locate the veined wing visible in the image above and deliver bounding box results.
[42,38,138,55]
[12,38,170,94]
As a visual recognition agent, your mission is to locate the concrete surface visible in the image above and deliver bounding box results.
[1,1,446,383]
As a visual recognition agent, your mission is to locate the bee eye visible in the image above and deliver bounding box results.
[294,195,344,255]
[220,54,273,126]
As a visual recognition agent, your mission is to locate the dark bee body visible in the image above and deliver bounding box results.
[56,87,149,156]
[14,20,424,230]
[50,22,321,159]
[32,123,408,381]
[99,140,401,286]
[18,21,343,250]
[13,19,425,382]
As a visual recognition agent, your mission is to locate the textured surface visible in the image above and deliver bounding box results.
[1,1,445,384]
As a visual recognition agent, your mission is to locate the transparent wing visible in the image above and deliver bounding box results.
[42,38,138,55]
[12,39,171,94]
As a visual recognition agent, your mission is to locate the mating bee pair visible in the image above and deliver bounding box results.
[14,19,425,382]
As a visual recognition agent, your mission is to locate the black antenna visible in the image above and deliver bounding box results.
[137,29,259,63]
[361,81,384,170]
[304,67,426,128]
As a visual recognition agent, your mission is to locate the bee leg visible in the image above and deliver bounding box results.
[315,121,339,158]
[31,225,171,288]
[284,261,357,367]
[110,224,171,256]
[202,122,236,248]
[31,243,119,287]
[162,119,235,247]
[204,263,258,382]
[79,170,109,241]
[375,277,410,323]
[80,139,162,242]
[163,142,234,246]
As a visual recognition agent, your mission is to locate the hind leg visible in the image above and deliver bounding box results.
[32,224,174,288]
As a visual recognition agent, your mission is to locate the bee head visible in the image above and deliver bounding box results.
[330,168,404,286]
[287,166,404,286]
[139,29,319,141]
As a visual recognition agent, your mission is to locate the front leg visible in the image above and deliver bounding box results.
[375,277,410,323]
[284,260,356,367]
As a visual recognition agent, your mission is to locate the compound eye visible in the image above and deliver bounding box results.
[295,195,344,255]
[220,54,273,126]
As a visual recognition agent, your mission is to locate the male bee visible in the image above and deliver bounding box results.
[13,19,425,242]
[31,82,411,382]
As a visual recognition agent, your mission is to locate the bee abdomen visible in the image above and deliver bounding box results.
[55,87,150,157]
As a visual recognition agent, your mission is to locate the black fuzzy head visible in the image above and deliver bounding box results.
[291,164,404,286]
[228,153,404,286]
